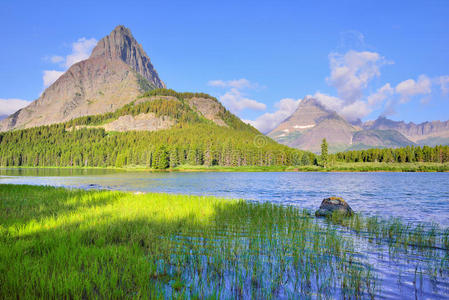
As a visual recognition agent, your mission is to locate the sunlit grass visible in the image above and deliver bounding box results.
[0,184,380,299]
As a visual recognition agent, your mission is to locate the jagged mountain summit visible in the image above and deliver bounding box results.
[268,98,358,153]
[0,25,165,131]
[268,97,417,153]
[364,116,449,146]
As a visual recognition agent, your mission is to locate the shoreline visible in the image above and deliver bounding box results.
[1,162,449,173]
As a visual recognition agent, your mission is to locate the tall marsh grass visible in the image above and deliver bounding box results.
[1,185,448,298]
[0,184,377,299]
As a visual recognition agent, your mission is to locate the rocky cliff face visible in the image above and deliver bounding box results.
[90,26,165,89]
[0,25,165,131]
[364,117,449,145]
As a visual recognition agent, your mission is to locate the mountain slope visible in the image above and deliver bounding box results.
[0,25,164,131]
[268,97,358,152]
[0,89,312,168]
[67,89,258,133]
[269,97,416,153]
[349,130,415,150]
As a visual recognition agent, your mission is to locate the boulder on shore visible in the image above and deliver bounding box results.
[315,197,353,217]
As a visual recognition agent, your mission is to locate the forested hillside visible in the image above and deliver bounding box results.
[0,90,314,169]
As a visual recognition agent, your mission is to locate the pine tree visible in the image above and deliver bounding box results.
[154,146,169,169]
[321,138,329,168]
[169,147,179,168]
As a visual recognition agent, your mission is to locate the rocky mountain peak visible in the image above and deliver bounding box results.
[268,96,358,152]
[0,25,166,131]
[91,25,165,89]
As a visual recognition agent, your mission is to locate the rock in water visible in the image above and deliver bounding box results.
[315,197,353,217]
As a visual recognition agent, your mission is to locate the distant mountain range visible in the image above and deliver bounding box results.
[268,97,449,153]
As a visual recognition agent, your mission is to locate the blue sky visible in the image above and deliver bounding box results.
[1,0,448,132]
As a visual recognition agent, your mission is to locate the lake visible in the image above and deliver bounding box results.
[1,168,449,298]
[1,168,448,226]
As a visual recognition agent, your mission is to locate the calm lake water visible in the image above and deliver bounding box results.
[1,168,448,226]
[1,168,449,298]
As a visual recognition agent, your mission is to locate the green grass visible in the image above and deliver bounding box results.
[0,184,378,299]
[1,185,448,298]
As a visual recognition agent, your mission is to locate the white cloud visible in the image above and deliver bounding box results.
[304,50,394,121]
[309,91,373,122]
[0,98,31,116]
[340,101,371,122]
[395,75,432,103]
[309,92,344,112]
[304,49,448,121]
[43,37,97,88]
[439,75,449,95]
[367,83,394,106]
[246,98,301,133]
[220,88,266,113]
[64,37,97,68]
[43,70,64,88]
[209,78,266,113]
[327,50,387,104]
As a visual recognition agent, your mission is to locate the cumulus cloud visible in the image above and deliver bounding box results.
[245,98,301,133]
[395,75,432,103]
[0,98,31,116]
[220,88,266,112]
[307,92,366,121]
[339,101,371,121]
[300,50,394,121]
[63,38,97,68]
[309,92,344,112]
[327,50,387,104]
[43,70,65,88]
[305,50,448,121]
[209,78,266,113]
[367,83,394,106]
[43,37,97,88]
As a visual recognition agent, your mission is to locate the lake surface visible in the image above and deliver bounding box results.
[1,168,448,226]
[1,168,449,299]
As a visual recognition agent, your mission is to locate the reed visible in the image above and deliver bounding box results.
[0,184,378,299]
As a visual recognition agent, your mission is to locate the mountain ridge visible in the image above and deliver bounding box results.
[364,116,449,145]
[269,97,449,152]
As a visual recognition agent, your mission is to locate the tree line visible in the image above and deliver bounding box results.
[0,123,315,169]
[334,145,449,163]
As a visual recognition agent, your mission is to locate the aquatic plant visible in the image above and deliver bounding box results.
[1,184,448,298]
[0,184,376,299]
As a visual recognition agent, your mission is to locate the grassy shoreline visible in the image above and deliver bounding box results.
[1,185,448,298]
[1,162,449,172]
